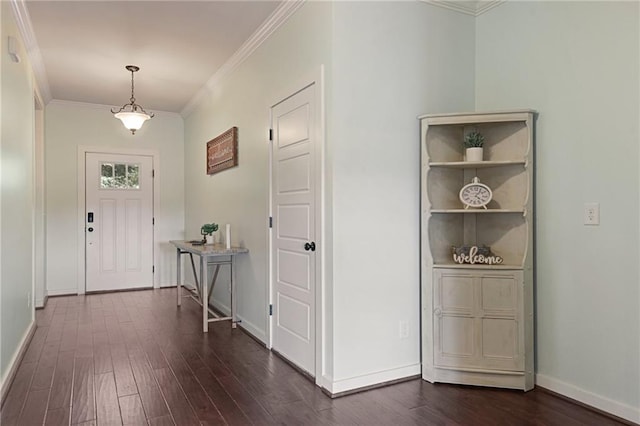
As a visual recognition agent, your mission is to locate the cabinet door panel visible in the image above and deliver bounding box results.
[440,316,475,358]
[434,270,476,368]
[433,269,523,371]
[481,276,517,314]
[479,273,523,370]
[440,274,474,313]
[481,318,520,370]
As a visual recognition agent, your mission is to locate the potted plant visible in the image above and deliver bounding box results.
[201,223,219,245]
[464,130,484,162]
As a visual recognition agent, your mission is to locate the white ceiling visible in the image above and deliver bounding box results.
[21,0,501,115]
[24,1,283,114]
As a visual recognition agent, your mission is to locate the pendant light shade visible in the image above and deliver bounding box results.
[114,110,151,132]
[111,65,154,134]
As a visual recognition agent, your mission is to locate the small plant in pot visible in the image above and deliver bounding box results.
[464,131,484,162]
[201,223,219,244]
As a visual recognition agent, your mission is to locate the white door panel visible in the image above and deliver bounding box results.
[278,104,310,147]
[271,84,316,375]
[277,249,310,291]
[278,154,311,193]
[277,293,311,340]
[99,199,117,272]
[125,199,142,270]
[86,153,153,292]
[277,205,310,240]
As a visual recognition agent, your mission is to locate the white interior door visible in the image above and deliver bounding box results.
[85,153,153,292]
[271,84,317,375]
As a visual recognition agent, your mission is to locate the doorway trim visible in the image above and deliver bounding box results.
[76,145,160,294]
[267,65,326,386]
[33,90,46,308]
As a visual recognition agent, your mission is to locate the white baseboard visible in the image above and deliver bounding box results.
[159,283,177,288]
[0,321,36,404]
[183,283,267,344]
[210,299,230,316]
[209,299,267,345]
[536,374,640,424]
[235,314,266,344]
[47,288,77,296]
[320,374,334,392]
[324,363,421,395]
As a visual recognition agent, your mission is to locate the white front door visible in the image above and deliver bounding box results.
[271,84,317,375]
[85,153,154,292]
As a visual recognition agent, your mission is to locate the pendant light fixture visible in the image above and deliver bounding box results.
[111,65,154,134]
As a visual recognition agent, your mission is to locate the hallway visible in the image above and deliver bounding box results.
[0,289,624,425]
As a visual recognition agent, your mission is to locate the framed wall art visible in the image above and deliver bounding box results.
[206,127,238,175]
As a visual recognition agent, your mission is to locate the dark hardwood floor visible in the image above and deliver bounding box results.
[0,288,627,425]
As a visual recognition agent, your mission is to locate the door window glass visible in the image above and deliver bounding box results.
[100,162,140,189]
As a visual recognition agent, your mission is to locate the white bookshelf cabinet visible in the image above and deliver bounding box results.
[420,110,535,391]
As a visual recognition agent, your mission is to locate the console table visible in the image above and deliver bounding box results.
[170,240,249,332]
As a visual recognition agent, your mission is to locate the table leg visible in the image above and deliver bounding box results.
[231,256,236,329]
[176,248,181,307]
[208,264,221,303]
[201,255,208,333]
[189,254,200,299]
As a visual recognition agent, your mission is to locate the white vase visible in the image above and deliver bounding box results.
[465,147,483,162]
[205,234,214,245]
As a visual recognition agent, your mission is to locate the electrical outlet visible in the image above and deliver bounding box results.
[584,202,600,225]
[399,320,409,339]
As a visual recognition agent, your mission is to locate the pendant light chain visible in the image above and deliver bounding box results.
[130,68,136,105]
[111,64,154,135]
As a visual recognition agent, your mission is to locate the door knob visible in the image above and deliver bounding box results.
[304,242,316,252]
[87,227,94,232]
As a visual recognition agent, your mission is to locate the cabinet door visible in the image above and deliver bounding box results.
[433,270,476,369]
[433,269,523,371]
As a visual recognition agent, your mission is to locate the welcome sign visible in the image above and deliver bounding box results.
[207,127,238,175]
[452,245,504,265]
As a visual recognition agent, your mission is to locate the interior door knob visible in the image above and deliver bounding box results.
[87,227,94,232]
[304,242,316,252]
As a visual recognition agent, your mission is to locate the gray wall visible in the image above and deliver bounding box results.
[328,1,475,391]
[44,102,185,295]
[1,1,36,385]
[183,1,477,393]
[476,1,640,420]
[183,1,333,344]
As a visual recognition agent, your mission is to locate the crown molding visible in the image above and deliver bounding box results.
[421,0,505,17]
[474,1,505,15]
[10,0,52,104]
[181,0,305,117]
